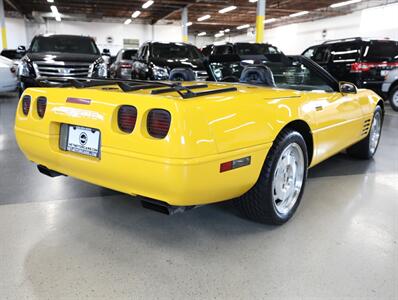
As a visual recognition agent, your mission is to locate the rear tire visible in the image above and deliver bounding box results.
[235,129,308,225]
[389,86,398,112]
[347,106,383,159]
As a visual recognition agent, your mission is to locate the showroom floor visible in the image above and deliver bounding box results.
[0,93,397,299]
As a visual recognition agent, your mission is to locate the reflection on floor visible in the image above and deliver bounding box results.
[1,93,397,299]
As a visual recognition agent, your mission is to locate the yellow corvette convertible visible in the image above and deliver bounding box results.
[14,56,383,224]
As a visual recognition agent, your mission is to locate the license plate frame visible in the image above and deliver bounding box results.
[59,124,101,158]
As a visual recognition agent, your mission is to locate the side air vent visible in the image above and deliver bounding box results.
[362,119,371,136]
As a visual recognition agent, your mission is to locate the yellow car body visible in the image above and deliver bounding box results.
[15,82,382,206]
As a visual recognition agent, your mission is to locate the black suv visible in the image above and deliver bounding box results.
[209,42,281,60]
[17,34,108,94]
[131,42,208,81]
[302,37,398,95]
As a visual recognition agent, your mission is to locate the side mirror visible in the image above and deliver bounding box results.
[339,82,357,94]
[17,45,26,54]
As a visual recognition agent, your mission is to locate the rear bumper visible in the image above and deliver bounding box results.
[15,126,270,206]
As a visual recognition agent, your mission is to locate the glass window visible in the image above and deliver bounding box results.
[213,45,233,55]
[29,36,99,55]
[122,49,138,60]
[151,43,202,59]
[363,41,398,62]
[303,47,316,59]
[234,43,281,55]
[330,43,361,63]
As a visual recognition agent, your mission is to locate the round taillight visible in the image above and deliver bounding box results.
[147,109,171,139]
[37,97,47,118]
[22,95,31,116]
[118,105,137,133]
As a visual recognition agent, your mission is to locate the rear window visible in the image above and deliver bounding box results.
[363,41,398,62]
[235,43,280,55]
[152,43,202,60]
[122,49,137,60]
[330,43,362,63]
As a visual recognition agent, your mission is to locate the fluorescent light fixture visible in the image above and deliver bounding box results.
[186,22,192,26]
[237,24,250,30]
[142,0,154,9]
[264,18,276,24]
[197,15,211,21]
[197,32,207,36]
[215,32,224,38]
[124,19,132,25]
[219,6,237,14]
[132,11,141,18]
[289,11,309,17]
[224,28,230,33]
[330,0,361,8]
[249,0,258,2]
[47,0,54,2]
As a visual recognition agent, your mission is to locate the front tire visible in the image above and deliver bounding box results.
[389,86,398,111]
[347,105,383,159]
[235,129,308,225]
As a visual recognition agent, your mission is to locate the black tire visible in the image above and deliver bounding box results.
[235,129,308,225]
[347,105,383,159]
[388,86,398,112]
[169,68,195,81]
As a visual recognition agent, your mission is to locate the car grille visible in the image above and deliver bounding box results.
[194,70,208,81]
[35,61,92,78]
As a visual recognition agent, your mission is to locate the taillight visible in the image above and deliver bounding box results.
[37,97,47,118]
[118,105,137,133]
[147,109,171,139]
[22,95,31,116]
[120,63,132,69]
[351,61,398,73]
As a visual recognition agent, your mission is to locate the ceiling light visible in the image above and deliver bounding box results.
[237,24,250,30]
[132,11,141,18]
[219,6,237,14]
[330,0,361,8]
[142,0,154,9]
[264,18,276,24]
[249,0,258,2]
[197,15,211,22]
[215,32,224,38]
[47,0,54,2]
[124,19,132,25]
[186,22,192,26]
[289,11,309,17]
[197,32,207,36]
[224,28,230,33]
[50,5,58,14]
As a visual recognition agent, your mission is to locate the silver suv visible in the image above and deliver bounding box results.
[382,68,398,111]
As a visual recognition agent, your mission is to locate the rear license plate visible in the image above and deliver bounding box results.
[381,70,389,76]
[60,124,101,158]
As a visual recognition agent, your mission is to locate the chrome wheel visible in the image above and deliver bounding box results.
[392,90,398,107]
[369,111,382,155]
[272,143,305,216]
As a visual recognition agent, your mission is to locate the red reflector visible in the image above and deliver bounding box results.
[220,157,251,173]
[220,161,233,173]
[66,97,91,105]
[118,105,137,133]
[147,109,171,139]
[22,95,31,116]
[37,97,47,118]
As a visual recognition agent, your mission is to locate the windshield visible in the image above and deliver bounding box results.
[363,41,398,62]
[29,36,100,55]
[235,43,280,55]
[122,49,137,60]
[209,56,334,92]
[152,43,202,60]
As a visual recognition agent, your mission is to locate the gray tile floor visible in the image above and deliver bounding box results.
[0,93,397,299]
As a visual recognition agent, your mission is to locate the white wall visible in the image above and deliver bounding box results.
[198,2,398,54]
[2,18,182,55]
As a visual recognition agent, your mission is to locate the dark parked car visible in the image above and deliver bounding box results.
[131,42,208,81]
[209,42,281,60]
[201,44,214,58]
[109,48,138,79]
[17,34,108,94]
[302,37,398,95]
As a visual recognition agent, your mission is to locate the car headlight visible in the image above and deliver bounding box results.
[18,61,31,77]
[89,60,108,78]
[153,65,169,80]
